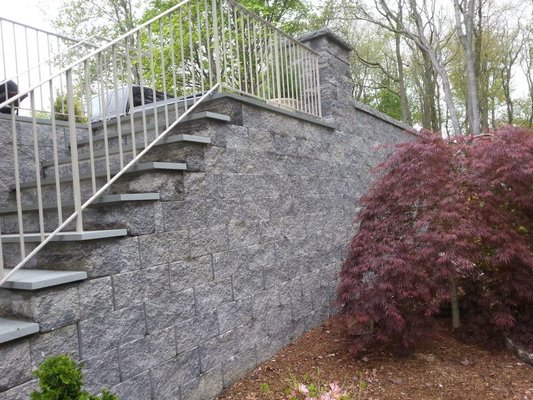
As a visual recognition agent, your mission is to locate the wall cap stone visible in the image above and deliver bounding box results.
[298,28,353,52]
[207,92,336,130]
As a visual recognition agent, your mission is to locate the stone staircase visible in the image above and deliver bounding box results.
[0,107,230,344]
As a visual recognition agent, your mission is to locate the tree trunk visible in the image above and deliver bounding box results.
[454,0,481,135]
[408,0,462,136]
[449,276,461,330]
[395,30,413,125]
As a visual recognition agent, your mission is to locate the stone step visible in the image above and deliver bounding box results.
[11,162,187,190]
[0,192,160,215]
[80,111,228,148]
[45,134,212,167]
[0,317,39,343]
[1,268,87,290]
[1,229,127,243]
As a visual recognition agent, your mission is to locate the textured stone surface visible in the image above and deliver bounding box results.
[29,324,79,368]
[79,277,114,319]
[181,366,224,400]
[79,305,147,358]
[145,288,196,332]
[110,371,152,400]
[82,349,121,394]
[175,312,220,353]
[150,348,201,400]
[119,326,176,379]
[0,340,32,392]
[170,255,214,292]
[31,286,80,332]
[194,278,233,314]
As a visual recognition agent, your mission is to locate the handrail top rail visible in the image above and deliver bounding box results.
[0,16,84,45]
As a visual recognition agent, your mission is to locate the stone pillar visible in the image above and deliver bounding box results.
[299,29,353,124]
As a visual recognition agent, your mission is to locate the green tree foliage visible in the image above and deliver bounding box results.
[53,93,87,123]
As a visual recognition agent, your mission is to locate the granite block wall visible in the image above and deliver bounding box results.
[0,30,414,400]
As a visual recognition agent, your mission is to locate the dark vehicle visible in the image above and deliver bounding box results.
[0,80,27,114]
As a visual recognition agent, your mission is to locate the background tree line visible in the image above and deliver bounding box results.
[52,0,533,135]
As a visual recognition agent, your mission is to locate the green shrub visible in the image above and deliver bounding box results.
[31,355,119,400]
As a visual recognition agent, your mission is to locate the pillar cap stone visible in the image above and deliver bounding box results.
[298,28,352,52]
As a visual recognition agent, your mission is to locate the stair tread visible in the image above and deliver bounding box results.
[11,162,187,189]
[45,133,212,167]
[81,111,229,145]
[0,192,160,214]
[1,269,87,290]
[1,229,128,243]
[0,317,39,343]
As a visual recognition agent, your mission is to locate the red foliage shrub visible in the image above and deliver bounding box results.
[337,126,533,355]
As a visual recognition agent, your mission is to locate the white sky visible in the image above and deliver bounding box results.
[1,0,62,31]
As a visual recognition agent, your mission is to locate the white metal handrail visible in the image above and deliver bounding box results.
[0,17,105,114]
[0,0,321,283]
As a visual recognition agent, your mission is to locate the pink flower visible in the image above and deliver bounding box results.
[298,384,310,395]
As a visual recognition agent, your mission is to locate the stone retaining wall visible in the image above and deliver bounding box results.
[0,30,414,400]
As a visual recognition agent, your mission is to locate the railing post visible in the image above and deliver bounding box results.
[66,69,83,232]
[273,31,282,101]
[212,0,222,92]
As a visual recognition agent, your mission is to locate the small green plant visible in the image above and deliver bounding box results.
[31,354,120,400]
[284,370,356,400]
[53,93,87,123]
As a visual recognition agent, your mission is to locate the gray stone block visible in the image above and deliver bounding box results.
[79,305,146,358]
[205,198,241,226]
[228,220,261,249]
[0,379,37,400]
[162,200,207,230]
[170,255,214,293]
[232,266,264,300]
[199,330,239,373]
[240,197,272,221]
[217,297,253,333]
[251,288,281,318]
[30,324,79,368]
[139,230,189,266]
[145,288,196,333]
[212,248,248,280]
[23,237,141,278]
[194,278,233,314]
[82,349,120,394]
[181,366,223,400]
[184,172,225,200]
[110,371,152,400]
[114,171,184,202]
[113,264,171,310]
[189,225,228,257]
[0,339,32,392]
[79,277,114,319]
[150,348,201,400]
[119,326,176,379]
[32,286,80,332]
[175,312,219,353]
[222,346,256,388]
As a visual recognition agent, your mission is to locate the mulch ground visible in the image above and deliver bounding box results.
[217,317,533,400]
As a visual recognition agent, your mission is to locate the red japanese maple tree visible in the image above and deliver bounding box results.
[337,126,533,355]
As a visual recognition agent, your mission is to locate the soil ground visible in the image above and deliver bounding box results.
[217,317,533,400]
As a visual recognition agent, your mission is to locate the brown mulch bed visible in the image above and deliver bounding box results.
[217,317,533,400]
